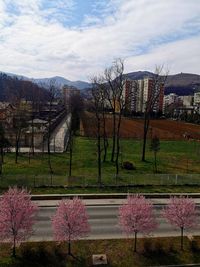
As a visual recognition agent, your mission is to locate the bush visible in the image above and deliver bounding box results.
[191,240,200,252]
[142,239,153,255]
[0,258,19,267]
[122,161,136,170]
[20,243,67,267]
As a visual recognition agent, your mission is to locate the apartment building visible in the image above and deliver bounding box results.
[123,77,164,114]
[194,92,200,106]
[62,85,80,107]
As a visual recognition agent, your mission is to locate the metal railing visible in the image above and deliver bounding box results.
[1,173,200,189]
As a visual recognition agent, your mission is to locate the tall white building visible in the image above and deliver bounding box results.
[123,78,164,114]
[194,92,200,106]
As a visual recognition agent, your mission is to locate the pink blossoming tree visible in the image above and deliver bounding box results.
[163,196,198,250]
[0,187,38,257]
[52,197,90,256]
[119,194,157,252]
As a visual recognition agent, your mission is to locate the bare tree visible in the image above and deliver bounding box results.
[104,59,126,177]
[45,80,59,180]
[90,76,105,185]
[150,135,160,173]
[9,79,30,163]
[141,66,168,161]
[29,83,41,157]
[66,93,83,178]
[0,123,10,174]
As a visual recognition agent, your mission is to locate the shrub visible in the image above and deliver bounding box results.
[142,239,154,255]
[190,240,200,252]
[122,161,136,170]
[20,243,67,267]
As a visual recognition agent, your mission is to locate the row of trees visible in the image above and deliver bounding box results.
[0,73,52,164]
[0,188,197,258]
[0,74,84,180]
[89,59,167,184]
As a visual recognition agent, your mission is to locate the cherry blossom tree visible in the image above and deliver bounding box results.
[163,196,198,250]
[119,195,157,252]
[0,187,38,257]
[52,198,90,256]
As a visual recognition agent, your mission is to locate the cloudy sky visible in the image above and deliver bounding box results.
[0,0,200,81]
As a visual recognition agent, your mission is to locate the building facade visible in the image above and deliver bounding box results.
[62,85,80,107]
[123,77,164,114]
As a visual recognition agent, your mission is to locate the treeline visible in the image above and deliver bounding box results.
[0,73,50,102]
[179,112,200,124]
[87,60,167,184]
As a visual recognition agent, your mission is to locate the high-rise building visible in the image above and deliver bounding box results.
[194,92,200,106]
[62,85,80,106]
[143,78,164,113]
[123,79,136,112]
[123,77,164,114]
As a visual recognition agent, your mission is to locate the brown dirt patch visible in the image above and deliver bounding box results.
[80,112,200,140]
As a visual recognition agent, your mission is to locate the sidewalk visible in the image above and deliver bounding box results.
[34,198,200,207]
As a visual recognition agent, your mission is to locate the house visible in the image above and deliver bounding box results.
[0,102,15,129]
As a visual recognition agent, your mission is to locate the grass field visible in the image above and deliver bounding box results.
[1,237,200,267]
[0,137,200,193]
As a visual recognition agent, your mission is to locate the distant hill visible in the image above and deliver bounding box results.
[1,71,200,99]
[125,71,200,95]
[0,73,50,102]
[32,76,91,90]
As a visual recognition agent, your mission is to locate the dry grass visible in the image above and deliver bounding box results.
[1,237,200,267]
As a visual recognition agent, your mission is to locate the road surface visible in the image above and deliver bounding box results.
[29,204,200,241]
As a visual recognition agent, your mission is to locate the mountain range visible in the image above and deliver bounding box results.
[3,72,91,90]
[1,71,200,96]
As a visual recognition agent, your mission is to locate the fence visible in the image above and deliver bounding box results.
[1,173,200,189]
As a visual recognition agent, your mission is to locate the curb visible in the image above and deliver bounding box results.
[149,264,200,267]
[30,193,200,201]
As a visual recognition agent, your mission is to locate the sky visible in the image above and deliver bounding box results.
[0,0,200,81]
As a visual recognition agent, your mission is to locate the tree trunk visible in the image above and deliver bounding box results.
[111,111,116,162]
[103,137,108,163]
[1,147,4,164]
[115,112,122,178]
[97,118,102,186]
[48,153,53,185]
[142,113,149,162]
[47,121,53,179]
[69,140,73,177]
[15,133,20,164]
[12,237,16,258]
[68,241,71,255]
[0,158,2,175]
[134,231,137,252]
[154,151,157,173]
[0,148,3,175]
[181,227,184,250]
[31,116,35,156]
[102,112,108,163]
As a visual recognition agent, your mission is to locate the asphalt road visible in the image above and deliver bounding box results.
[29,204,200,241]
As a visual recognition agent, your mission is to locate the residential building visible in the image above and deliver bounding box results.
[63,85,80,107]
[194,92,200,106]
[0,102,15,129]
[123,78,164,114]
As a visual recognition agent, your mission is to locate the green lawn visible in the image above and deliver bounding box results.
[0,137,200,191]
[1,237,200,267]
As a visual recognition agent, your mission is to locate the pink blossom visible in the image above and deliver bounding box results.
[0,187,38,257]
[163,196,197,229]
[52,197,90,255]
[163,196,198,249]
[119,194,157,252]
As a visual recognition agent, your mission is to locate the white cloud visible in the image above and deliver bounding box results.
[0,0,199,80]
[125,36,200,74]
